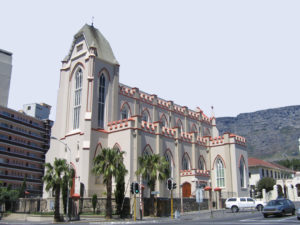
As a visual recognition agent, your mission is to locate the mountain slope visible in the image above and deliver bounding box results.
[216,105,300,160]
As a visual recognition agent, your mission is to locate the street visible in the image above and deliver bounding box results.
[0,211,298,225]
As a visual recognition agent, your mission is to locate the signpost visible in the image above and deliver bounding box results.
[196,188,203,211]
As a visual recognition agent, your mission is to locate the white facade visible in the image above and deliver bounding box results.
[44,24,249,199]
[0,49,12,107]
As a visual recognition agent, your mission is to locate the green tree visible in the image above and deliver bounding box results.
[18,178,27,198]
[92,194,97,214]
[136,154,170,216]
[114,164,127,217]
[42,158,74,222]
[92,148,127,219]
[257,177,276,193]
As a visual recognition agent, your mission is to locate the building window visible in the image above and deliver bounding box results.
[239,159,246,188]
[142,111,149,123]
[262,169,264,177]
[216,158,225,187]
[182,154,190,170]
[198,157,206,170]
[98,74,105,128]
[164,151,173,178]
[121,108,128,120]
[73,68,82,129]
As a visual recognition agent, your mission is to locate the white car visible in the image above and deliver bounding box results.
[225,197,266,213]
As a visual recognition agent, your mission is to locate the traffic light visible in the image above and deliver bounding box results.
[167,178,172,190]
[172,182,177,189]
[130,182,134,194]
[134,182,139,194]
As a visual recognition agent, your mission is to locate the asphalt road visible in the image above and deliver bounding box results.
[0,211,298,225]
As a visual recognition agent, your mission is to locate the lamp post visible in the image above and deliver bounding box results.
[51,136,71,221]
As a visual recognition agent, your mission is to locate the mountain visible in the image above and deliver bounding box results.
[216,105,300,161]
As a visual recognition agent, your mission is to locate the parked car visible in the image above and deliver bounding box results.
[297,208,300,220]
[225,197,266,213]
[262,198,295,218]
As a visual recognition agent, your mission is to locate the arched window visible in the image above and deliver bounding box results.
[98,74,105,128]
[216,158,225,187]
[164,150,174,178]
[176,119,184,133]
[160,114,168,127]
[182,154,190,170]
[143,145,152,156]
[73,68,82,129]
[121,108,128,120]
[198,156,206,170]
[142,109,151,123]
[239,157,246,188]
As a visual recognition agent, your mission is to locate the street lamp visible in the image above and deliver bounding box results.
[51,136,71,221]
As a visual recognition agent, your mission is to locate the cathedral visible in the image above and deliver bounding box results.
[44,24,249,200]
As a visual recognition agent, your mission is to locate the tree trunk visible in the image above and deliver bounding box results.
[149,182,155,216]
[54,185,61,222]
[106,176,112,219]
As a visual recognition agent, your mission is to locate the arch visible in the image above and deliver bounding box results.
[176,118,184,132]
[141,108,152,123]
[215,157,225,187]
[191,123,197,133]
[182,182,191,197]
[203,127,211,137]
[212,155,226,170]
[113,143,122,152]
[120,102,132,119]
[159,114,168,127]
[93,142,102,159]
[98,73,106,128]
[142,144,153,156]
[182,152,191,170]
[69,62,85,81]
[99,67,111,81]
[198,155,206,170]
[73,67,83,129]
[239,155,246,188]
[164,149,175,166]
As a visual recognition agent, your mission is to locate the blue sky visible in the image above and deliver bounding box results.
[1,0,300,120]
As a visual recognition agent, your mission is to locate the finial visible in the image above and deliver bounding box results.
[211,106,215,117]
[91,16,94,27]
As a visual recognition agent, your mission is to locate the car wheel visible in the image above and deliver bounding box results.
[231,206,239,213]
[257,204,263,211]
[263,214,268,218]
[292,209,295,216]
[297,216,300,220]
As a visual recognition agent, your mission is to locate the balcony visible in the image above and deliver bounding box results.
[0,123,45,142]
[0,135,46,152]
[0,148,44,163]
[0,162,44,173]
[0,174,42,183]
[0,111,45,131]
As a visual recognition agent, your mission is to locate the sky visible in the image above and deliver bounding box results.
[1,0,300,120]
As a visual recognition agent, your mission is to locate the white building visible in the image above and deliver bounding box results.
[44,24,249,200]
[0,49,12,107]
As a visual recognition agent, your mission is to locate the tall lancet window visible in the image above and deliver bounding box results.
[98,74,105,128]
[216,158,225,187]
[73,68,82,129]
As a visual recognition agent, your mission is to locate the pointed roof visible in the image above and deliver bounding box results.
[64,24,119,65]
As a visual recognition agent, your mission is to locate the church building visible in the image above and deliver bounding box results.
[44,24,249,200]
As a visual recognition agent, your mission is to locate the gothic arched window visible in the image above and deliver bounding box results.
[73,68,82,129]
[182,154,190,170]
[98,74,105,128]
[198,156,206,170]
[121,108,128,120]
[216,158,225,187]
[164,150,174,178]
[240,158,246,188]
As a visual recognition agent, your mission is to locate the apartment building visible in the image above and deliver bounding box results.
[0,105,52,196]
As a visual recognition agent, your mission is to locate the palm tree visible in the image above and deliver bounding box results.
[92,148,127,219]
[136,154,170,216]
[43,158,74,222]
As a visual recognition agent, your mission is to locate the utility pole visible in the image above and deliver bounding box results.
[134,193,136,221]
[171,189,173,219]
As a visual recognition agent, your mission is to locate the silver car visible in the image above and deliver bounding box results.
[262,198,295,218]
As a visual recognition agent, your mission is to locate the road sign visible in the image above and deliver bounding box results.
[151,191,160,195]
